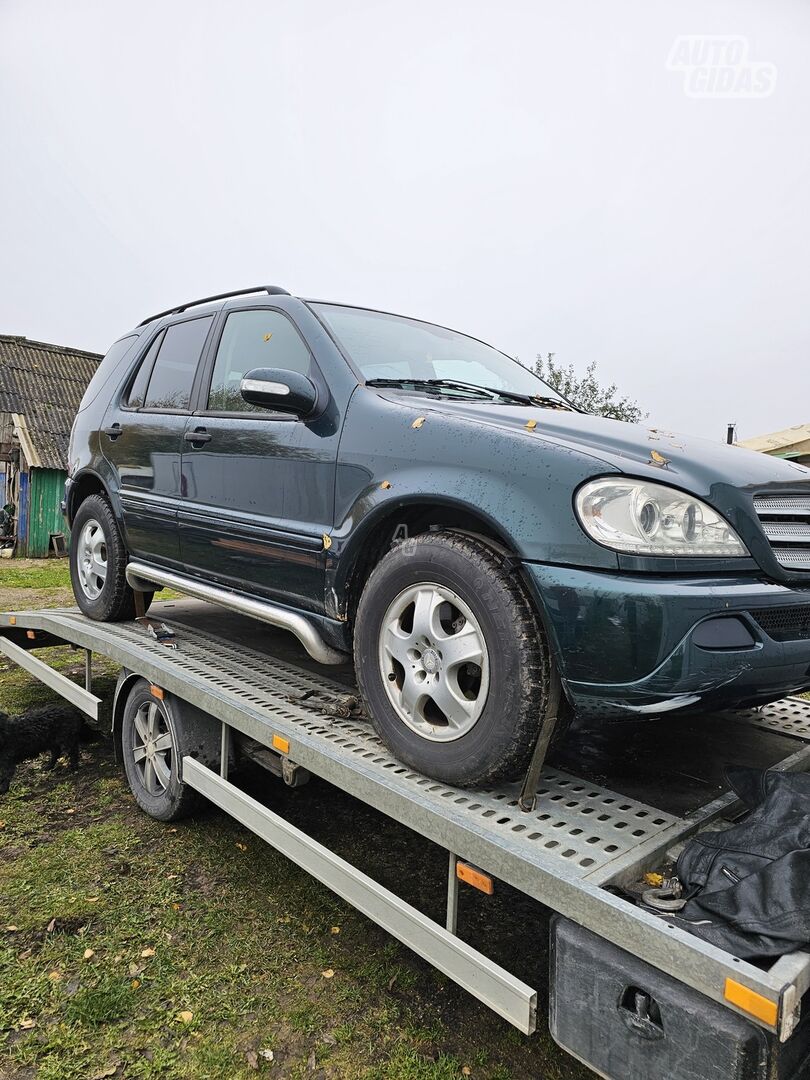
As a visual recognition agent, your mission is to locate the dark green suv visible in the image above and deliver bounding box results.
[66,286,810,785]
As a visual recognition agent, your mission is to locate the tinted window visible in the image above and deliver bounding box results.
[144,316,213,410]
[77,335,138,411]
[126,331,163,408]
[207,309,312,413]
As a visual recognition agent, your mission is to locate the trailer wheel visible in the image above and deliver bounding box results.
[69,494,152,621]
[354,531,557,787]
[120,679,199,821]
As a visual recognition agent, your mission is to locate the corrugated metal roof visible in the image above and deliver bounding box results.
[0,335,101,470]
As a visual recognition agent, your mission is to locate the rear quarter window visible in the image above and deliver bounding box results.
[76,335,139,411]
[125,331,164,408]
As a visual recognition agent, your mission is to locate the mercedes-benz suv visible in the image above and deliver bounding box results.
[65,285,810,786]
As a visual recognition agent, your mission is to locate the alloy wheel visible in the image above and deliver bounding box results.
[76,518,108,600]
[378,582,490,742]
[130,700,174,796]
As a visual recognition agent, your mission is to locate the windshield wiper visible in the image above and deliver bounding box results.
[365,378,492,399]
[530,395,576,411]
[429,381,575,410]
[366,377,575,410]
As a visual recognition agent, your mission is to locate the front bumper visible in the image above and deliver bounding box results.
[523,563,810,719]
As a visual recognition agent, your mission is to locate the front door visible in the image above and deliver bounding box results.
[100,314,215,566]
[179,307,339,613]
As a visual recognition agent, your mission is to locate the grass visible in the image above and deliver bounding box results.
[0,560,588,1080]
[1,763,579,1079]
[0,560,72,591]
[0,557,75,614]
[0,557,180,616]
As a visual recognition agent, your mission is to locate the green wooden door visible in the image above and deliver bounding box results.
[26,468,68,557]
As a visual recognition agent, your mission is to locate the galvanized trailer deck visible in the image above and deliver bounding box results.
[3,599,810,1050]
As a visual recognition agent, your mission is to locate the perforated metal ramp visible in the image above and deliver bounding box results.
[148,616,687,882]
[726,698,810,742]
[7,604,810,889]
[4,606,681,883]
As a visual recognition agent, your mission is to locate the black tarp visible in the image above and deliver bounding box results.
[675,767,810,960]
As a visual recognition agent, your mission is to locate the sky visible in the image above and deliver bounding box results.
[1,0,807,442]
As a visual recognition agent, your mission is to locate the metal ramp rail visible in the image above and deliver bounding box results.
[3,605,810,1041]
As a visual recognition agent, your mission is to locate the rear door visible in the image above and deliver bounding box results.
[179,306,338,612]
[100,315,215,566]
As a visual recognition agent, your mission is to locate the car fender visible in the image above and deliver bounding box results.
[329,390,622,611]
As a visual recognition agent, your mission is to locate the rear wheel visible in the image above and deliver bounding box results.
[120,679,200,821]
[354,532,556,787]
[69,494,152,621]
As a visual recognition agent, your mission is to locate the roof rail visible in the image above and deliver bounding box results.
[138,286,292,327]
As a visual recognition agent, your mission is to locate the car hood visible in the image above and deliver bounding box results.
[378,391,810,495]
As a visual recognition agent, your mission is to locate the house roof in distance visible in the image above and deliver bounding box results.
[0,335,101,470]
[739,423,810,457]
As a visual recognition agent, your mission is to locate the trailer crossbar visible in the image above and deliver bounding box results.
[0,635,100,719]
[183,755,538,1032]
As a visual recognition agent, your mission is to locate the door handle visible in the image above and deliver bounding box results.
[103,423,122,440]
[184,428,212,445]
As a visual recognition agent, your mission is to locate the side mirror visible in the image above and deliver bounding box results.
[240,368,318,418]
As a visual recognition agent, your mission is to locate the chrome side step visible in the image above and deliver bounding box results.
[125,560,349,666]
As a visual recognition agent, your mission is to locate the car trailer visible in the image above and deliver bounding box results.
[3,598,810,1080]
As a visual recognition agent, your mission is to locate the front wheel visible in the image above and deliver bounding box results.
[354,532,555,787]
[69,494,152,621]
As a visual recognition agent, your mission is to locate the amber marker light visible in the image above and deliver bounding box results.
[457,862,494,895]
[272,734,290,755]
[724,978,778,1027]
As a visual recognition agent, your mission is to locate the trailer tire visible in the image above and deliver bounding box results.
[120,679,200,821]
[354,531,555,787]
[69,494,152,621]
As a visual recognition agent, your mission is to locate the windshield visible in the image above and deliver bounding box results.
[310,303,567,403]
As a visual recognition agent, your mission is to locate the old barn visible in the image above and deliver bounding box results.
[0,335,101,556]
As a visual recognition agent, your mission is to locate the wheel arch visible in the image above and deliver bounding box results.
[111,669,143,763]
[65,469,114,526]
[112,670,227,772]
[332,496,524,625]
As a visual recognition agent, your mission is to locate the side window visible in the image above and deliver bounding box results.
[125,331,164,408]
[207,309,312,413]
[143,316,214,410]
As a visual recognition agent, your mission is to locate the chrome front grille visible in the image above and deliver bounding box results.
[760,521,810,541]
[754,494,810,571]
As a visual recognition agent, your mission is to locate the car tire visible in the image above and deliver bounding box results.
[354,531,557,787]
[120,679,200,821]
[69,494,152,621]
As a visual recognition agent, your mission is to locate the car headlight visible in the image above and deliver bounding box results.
[575,478,748,556]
